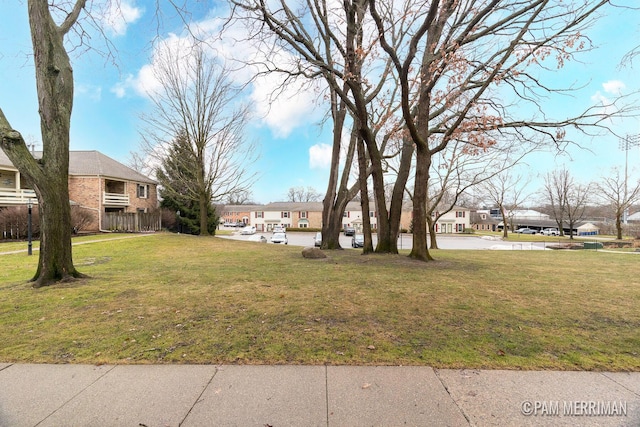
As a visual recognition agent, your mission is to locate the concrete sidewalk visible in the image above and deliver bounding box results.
[0,364,638,426]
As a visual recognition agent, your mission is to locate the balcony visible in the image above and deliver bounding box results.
[0,189,37,206]
[103,192,130,206]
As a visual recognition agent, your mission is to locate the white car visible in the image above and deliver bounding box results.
[240,225,256,235]
[270,232,288,244]
[273,225,286,233]
[541,228,560,236]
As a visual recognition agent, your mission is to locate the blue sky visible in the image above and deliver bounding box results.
[1,1,638,205]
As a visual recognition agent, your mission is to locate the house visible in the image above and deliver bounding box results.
[220,204,262,226]
[342,201,378,232]
[397,203,471,233]
[0,150,159,232]
[249,202,324,231]
[431,206,471,233]
[470,210,500,232]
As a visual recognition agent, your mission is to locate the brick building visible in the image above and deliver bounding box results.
[0,150,158,232]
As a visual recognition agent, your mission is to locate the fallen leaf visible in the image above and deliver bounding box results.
[496,349,505,356]
[367,345,376,350]
[362,383,371,389]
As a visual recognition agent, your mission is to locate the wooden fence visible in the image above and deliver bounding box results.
[102,211,162,232]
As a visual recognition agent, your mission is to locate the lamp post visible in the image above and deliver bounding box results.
[176,210,181,234]
[27,198,33,256]
[619,135,640,224]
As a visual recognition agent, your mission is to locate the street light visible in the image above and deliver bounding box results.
[27,198,33,256]
[618,134,640,224]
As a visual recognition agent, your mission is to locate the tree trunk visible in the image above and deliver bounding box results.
[321,90,354,250]
[410,146,433,261]
[615,213,622,240]
[427,216,438,249]
[200,192,210,236]
[356,135,374,253]
[0,1,86,287]
[501,209,509,238]
[387,137,414,251]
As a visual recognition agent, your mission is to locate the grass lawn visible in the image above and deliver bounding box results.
[0,233,638,371]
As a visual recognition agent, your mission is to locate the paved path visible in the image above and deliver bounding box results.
[0,233,155,256]
[0,363,637,426]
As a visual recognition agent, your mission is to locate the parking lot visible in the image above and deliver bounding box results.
[219,230,552,250]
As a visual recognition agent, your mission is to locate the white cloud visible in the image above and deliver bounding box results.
[309,143,332,169]
[602,80,625,95]
[251,75,320,138]
[110,34,186,98]
[76,84,102,101]
[103,0,143,36]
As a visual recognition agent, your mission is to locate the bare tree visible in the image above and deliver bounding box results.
[286,186,323,203]
[367,0,625,261]
[565,181,592,240]
[480,171,530,239]
[0,1,88,287]
[230,0,410,254]
[225,190,255,205]
[542,168,592,239]
[420,142,531,248]
[542,169,571,236]
[139,41,256,235]
[595,168,640,240]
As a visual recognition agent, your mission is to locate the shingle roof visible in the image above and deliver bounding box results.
[0,150,155,184]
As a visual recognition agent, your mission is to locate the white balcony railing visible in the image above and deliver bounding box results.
[103,192,130,206]
[0,189,37,206]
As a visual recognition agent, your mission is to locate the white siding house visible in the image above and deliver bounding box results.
[432,206,471,233]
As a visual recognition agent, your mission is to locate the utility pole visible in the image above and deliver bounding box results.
[618,134,640,224]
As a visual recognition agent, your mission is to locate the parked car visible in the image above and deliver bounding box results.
[344,226,356,236]
[270,232,288,244]
[351,234,364,248]
[273,225,286,233]
[248,234,267,243]
[541,228,560,236]
[240,225,256,235]
[515,227,537,234]
[314,232,322,247]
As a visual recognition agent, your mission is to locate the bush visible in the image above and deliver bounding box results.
[70,206,95,233]
[281,227,321,233]
[0,206,39,240]
[463,228,475,234]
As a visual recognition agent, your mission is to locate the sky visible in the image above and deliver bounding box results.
[1,1,639,205]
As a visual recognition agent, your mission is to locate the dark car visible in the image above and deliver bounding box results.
[344,226,355,236]
[351,234,364,248]
[515,227,537,234]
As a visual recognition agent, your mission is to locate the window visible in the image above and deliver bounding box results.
[456,211,466,218]
[255,211,263,218]
[300,211,307,218]
[137,184,148,198]
[299,222,308,228]
[369,211,375,217]
[457,224,464,232]
[282,211,290,218]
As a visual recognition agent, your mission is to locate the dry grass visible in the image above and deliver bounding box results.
[0,232,638,370]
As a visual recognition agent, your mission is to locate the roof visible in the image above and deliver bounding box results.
[0,150,155,184]
[223,201,369,212]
